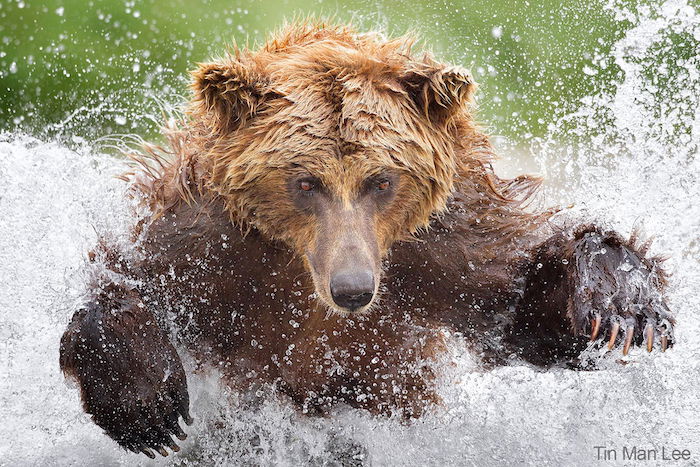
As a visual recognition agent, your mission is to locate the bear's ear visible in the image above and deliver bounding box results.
[400,63,476,125]
[191,57,278,133]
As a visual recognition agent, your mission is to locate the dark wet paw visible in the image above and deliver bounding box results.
[570,230,675,355]
[60,287,194,458]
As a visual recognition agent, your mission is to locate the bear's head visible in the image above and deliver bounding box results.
[191,23,477,314]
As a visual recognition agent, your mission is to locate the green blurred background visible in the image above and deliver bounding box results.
[0,0,635,144]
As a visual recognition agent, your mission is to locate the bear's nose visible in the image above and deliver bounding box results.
[330,269,375,311]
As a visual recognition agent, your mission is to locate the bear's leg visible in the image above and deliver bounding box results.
[59,283,191,457]
[507,225,675,366]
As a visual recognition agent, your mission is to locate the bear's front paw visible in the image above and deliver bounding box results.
[568,231,675,355]
[80,315,194,458]
[60,297,194,458]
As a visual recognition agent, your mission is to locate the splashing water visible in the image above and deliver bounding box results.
[1,1,699,465]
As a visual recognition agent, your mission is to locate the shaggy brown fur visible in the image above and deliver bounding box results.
[59,22,675,458]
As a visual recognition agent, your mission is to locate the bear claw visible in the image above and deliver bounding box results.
[645,324,654,352]
[122,411,190,457]
[607,322,620,350]
[622,326,634,356]
[180,407,194,426]
[173,424,188,440]
[590,314,602,341]
[589,314,673,355]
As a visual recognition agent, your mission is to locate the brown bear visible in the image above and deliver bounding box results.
[59,22,675,458]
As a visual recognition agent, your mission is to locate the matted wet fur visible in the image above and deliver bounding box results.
[59,21,675,458]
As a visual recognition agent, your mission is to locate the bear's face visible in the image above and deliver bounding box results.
[276,150,415,314]
[190,31,475,313]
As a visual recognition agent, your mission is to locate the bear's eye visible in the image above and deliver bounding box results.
[297,177,320,196]
[376,180,391,191]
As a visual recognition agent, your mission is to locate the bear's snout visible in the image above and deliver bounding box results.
[330,269,375,311]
